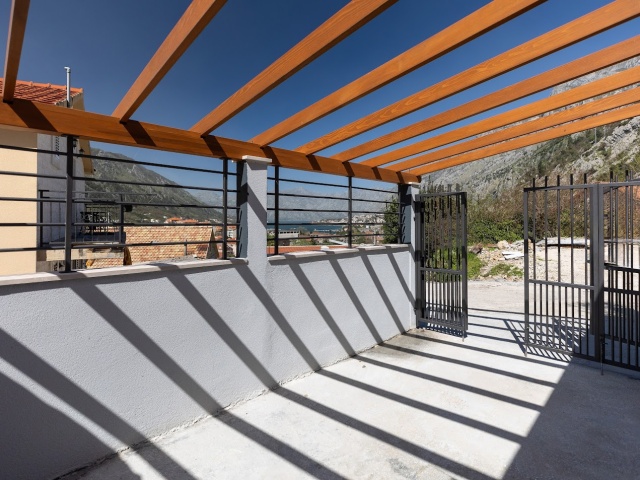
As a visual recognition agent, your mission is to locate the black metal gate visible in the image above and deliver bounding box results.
[524,176,640,370]
[416,192,468,335]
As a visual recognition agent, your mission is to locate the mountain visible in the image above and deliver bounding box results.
[421,57,640,198]
[194,184,396,223]
[86,149,223,223]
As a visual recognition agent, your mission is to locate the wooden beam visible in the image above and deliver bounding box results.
[0,99,418,183]
[409,101,640,176]
[191,0,397,136]
[345,35,640,163]
[250,0,546,146]
[375,65,640,169]
[112,0,227,122]
[298,0,640,155]
[392,86,639,172]
[2,0,30,103]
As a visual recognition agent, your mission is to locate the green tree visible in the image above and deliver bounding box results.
[382,196,400,243]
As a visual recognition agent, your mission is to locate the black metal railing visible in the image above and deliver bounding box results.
[267,166,401,255]
[524,172,640,371]
[0,138,238,274]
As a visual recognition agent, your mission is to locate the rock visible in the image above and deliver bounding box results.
[469,244,483,254]
[497,240,510,250]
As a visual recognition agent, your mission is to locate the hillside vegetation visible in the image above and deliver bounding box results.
[422,57,640,244]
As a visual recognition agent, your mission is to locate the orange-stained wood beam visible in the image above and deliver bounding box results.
[409,101,640,176]
[0,99,418,184]
[113,0,227,122]
[2,0,30,103]
[299,0,640,154]
[374,65,640,169]
[345,35,640,163]
[392,86,639,172]
[191,0,398,136]
[250,0,546,146]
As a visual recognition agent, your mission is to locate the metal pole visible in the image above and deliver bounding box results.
[222,158,228,259]
[63,136,75,272]
[65,67,71,108]
[397,184,402,243]
[119,194,125,244]
[38,189,44,247]
[348,176,353,248]
[274,165,279,255]
[523,189,529,355]
[590,184,605,362]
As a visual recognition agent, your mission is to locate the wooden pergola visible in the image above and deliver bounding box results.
[1,0,639,185]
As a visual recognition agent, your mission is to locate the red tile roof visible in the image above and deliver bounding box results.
[0,78,83,105]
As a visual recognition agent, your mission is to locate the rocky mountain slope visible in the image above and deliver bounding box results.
[87,149,223,223]
[422,57,640,197]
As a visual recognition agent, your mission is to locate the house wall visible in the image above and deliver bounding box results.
[36,134,87,247]
[0,129,38,275]
[0,158,417,480]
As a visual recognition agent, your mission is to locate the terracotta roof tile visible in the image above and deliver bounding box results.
[0,78,83,105]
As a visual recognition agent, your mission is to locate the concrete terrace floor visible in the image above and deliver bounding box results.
[67,281,640,480]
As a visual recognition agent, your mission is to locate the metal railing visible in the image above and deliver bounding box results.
[267,166,401,255]
[524,172,640,371]
[0,137,237,274]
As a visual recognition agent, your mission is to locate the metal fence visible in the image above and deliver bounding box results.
[524,173,640,371]
[267,166,401,255]
[0,137,237,275]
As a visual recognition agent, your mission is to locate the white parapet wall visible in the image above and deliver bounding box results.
[0,156,417,480]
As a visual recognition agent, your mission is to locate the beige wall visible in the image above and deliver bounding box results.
[0,129,38,275]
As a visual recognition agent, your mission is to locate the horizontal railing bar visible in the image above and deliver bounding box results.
[351,185,395,193]
[421,267,464,274]
[77,176,226,192]
[75,222,239,228]
[267,222,381,226]
[0,142,64,156]
[267,192,348,201]
[0,196,66,203]
[0,222,65,227]
[526,278,594,289]
[77,152,235,176]
[0,169,66,180]
[525,180,640,192]
[268,176,347,189]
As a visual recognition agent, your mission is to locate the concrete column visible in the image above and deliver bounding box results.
[236,155,272,262]
[399,183,420,328]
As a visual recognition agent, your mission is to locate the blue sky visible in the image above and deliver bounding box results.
[1,0,638,188]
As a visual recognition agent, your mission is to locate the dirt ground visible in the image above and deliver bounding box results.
[477,240,640,286]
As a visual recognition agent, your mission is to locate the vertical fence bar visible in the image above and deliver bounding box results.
[63,136,75,273]
[222,158,228,259]
[591,184,605,362]
[119,194,125,245]
[461,192,468,333]
[38,189,44,247]
[415,195,424,319]
[274,165,279,255]
[397,184,402,243]
[524,189,530,353]
[348,176,353,248]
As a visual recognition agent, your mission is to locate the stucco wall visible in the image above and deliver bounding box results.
[0,157,417,479]
[0,246,413,479]
[0,129,38,275]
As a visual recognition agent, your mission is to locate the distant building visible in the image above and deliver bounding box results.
[87,225,218,269]
[0,79,92,275]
